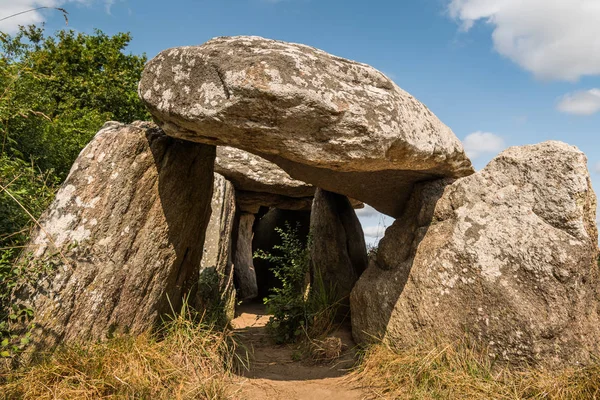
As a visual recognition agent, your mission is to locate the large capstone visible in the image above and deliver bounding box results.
[235,191,314,214]
[139,36,474,217]
[215,146,314,198]
[214,146,317,214]
[351,141,600,367]
[15,121,216,350]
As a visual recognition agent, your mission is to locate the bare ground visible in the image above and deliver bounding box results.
[229,302,368,400]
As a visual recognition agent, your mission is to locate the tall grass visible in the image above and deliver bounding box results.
[304,265,343,341]
[353,338,600,399]
[0,306,241,399]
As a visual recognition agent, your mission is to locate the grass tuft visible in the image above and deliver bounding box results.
[353,338,600,399]
[0,310,240,399]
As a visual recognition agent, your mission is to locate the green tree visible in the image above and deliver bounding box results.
[0,25,149,248]
[0,25,149,179]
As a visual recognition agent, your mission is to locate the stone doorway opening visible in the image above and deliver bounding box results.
[233,207,311,307]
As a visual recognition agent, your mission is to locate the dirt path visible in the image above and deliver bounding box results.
[229,303,368,400]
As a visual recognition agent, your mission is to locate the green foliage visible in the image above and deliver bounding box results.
[0,155,57,357]
[366,243,378,259]
[196,267,236,328]
[254,223,340,344]
[0,249,66,358]
[254,223,310,344]
[0,24,148,252]
[306,265,341,339]
[0,156,57,250]
[0,25,149,179]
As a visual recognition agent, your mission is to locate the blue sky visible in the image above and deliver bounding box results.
[2,0,599,245]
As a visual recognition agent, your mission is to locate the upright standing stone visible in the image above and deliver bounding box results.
[351,141,600,367]
[15,121,216,350]
[196,173,236,321]
[234,213,258,300]
[310,189,368,312]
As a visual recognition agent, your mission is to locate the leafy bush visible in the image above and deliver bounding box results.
[254,223,340,344]
[0,156,58,251]
[0,248,69,360]
[254,223,309,343]
[0,156,58,357]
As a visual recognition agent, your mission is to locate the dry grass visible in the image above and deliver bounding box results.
[0,311,243,400]
[353,339,600,399]
[309,336,343,363]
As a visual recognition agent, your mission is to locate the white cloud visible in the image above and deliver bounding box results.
[104,0,114,14]
[557,89,600,116]
[448,0,600,81]
[462,132,505,159]
[363,225,386,239]
[594,162,600,174]
[355,205,379,218]
[0,1,59,33]
[0,0,111,33]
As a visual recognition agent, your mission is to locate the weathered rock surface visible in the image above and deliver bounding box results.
[236,191,314,214]
[196,173,236,321]
[310,189,368,310]
[215,146,314,198]
[16,121,216,349]
[253,209,311,299]
[236,191,364,214]
[351,141,600,367]
[139,36,474,217]
[234,213,259,300]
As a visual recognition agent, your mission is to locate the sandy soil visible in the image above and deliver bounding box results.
[229,302,368,400]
